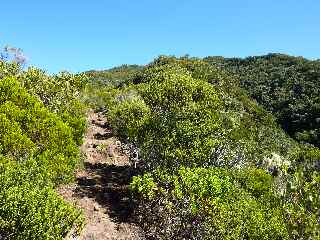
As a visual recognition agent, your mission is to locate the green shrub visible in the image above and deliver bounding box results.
[0,61,88,145]
[109,94,151,141]
[131,167,288,240]
[0,157,83,240]
[0,77,80,183]
[18,67,88,144]
[0,76,84,239]
[285,146,320,239]
[107,62,297,170]
[0,55,88,239]
[0,60,20,79]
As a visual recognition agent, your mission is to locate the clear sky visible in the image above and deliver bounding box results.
[1,0,319,73]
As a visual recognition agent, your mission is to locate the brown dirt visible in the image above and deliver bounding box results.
[58,110,145,240]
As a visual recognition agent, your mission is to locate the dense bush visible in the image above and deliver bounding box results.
[131,167,288,240]
[0,158,83,240]
[83,64,143,110]
[0,61,20,79]
[205,54,320,147]
[108,62,297,170]
[285,146,320,239]
[18,68,88,145]
[0,77,80,182]
[0,60,86,239]
[0,60,88,145]
[103,56,320,239]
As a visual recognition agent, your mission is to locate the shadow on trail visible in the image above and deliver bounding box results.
[75,162,140,223]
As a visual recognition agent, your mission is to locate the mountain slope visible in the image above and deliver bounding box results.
[205,53,320,147]
[94,56,320,239]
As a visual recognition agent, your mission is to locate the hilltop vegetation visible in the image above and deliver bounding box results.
[83,64,142,109]
[89,56,320,239]
[1,53,319,239]
[86,64,142,87]
[205,54,320,147]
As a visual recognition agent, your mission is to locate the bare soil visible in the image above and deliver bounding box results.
[58,110,145,240]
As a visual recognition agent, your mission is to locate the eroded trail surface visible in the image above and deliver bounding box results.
[59,110,145,240]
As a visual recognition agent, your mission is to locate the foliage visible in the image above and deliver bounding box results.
[0,158,83,240]
[205,53,320,147]
[0,77,80,182]
[108,61,297,170]
[108,92,151,141]
[83,64,143,110]
[102,56,320,239]
[285,146,320,239]
[0,60,21,79]
[18,68,88,145]
[0,60,86,239]
[131,167,288,240]
[0,59,88,145]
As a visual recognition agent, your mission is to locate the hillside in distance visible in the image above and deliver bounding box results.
[205,53,320,147]
[85,64,143,87]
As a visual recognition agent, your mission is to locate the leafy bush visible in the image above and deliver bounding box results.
[131,167,288,240]
[0,59,88,145]
[0,77,80,183]
[108,61,297,170]
[0,74,85,238]
[285,146,320,239]
[18,68,88,144]
[0,61,20,79]
[109,93,151,140]
[0,157,83,240]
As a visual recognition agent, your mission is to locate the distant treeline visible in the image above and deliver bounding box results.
[205,53,320,147]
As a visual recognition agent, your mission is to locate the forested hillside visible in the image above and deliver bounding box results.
[88,56,320,240]
[205,54,320,147]
[1,54,319,239]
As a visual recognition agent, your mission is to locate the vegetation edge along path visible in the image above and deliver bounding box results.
[58,109,145,240]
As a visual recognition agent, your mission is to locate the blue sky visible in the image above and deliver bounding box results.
[1,0,319,73]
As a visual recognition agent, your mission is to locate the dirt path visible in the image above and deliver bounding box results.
[58,110,145,240]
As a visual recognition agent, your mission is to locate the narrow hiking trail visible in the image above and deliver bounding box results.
[58,110,145,240]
